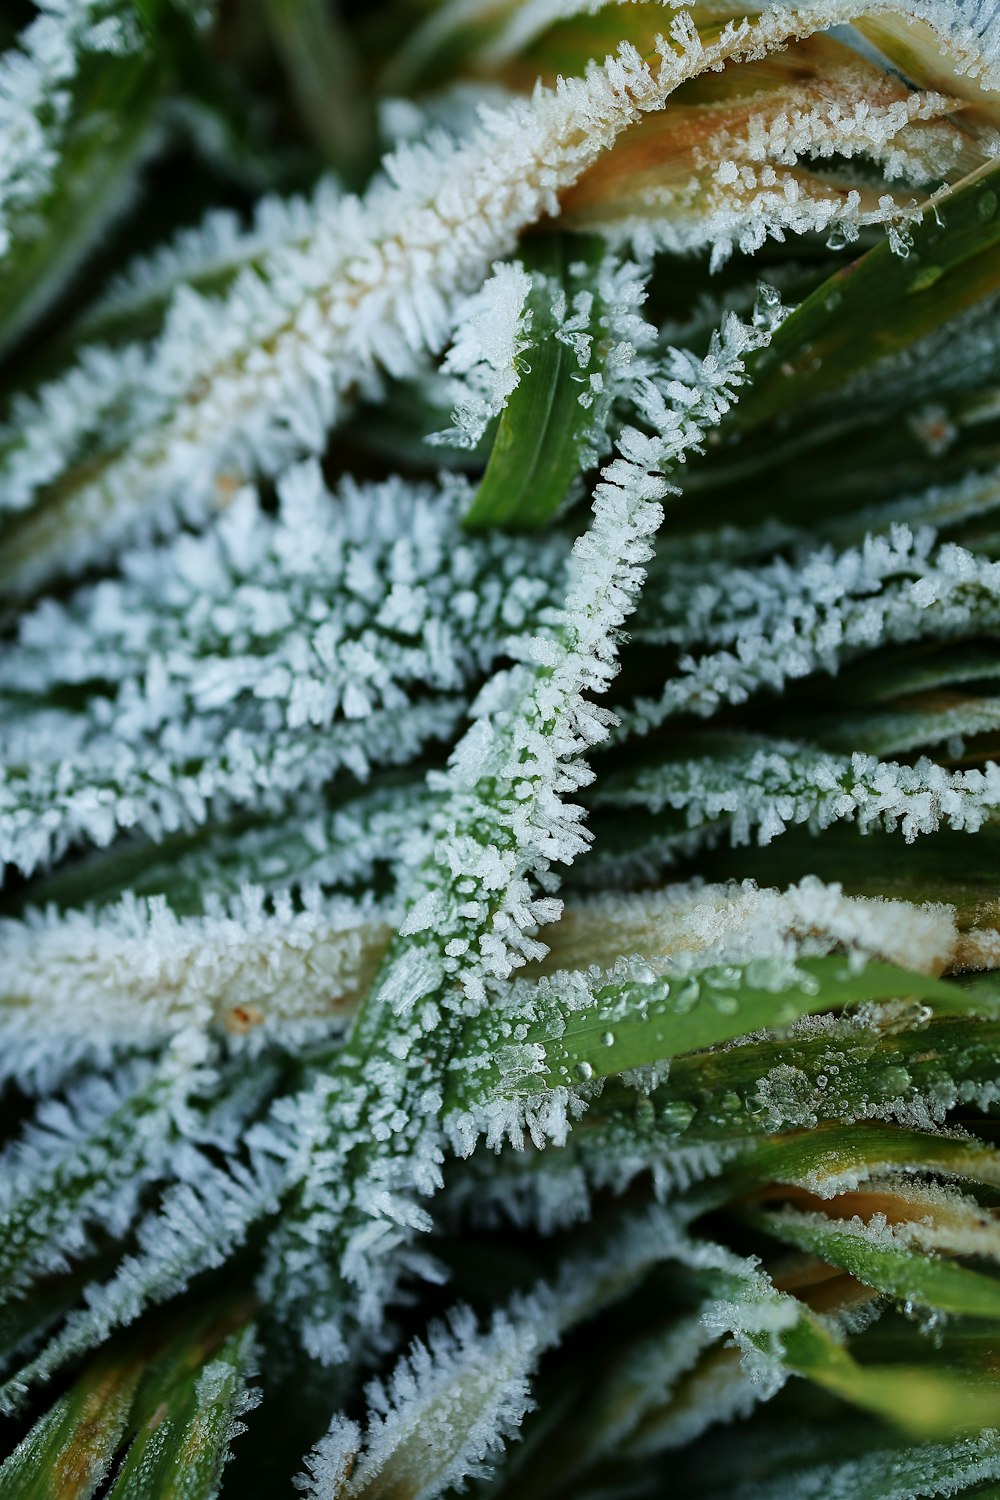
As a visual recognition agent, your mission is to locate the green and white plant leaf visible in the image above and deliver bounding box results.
[5,2,1000,1496]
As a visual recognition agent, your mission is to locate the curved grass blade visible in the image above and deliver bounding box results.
[733,159,1000,434]
[749,1206,1000,1321]
[749,1310,1000,1440]
[455,958,977,1107]
[462,234,606,530]
[105,1322,258,1500]
[0,1300,256,1500]
[713,1122,1000,1201]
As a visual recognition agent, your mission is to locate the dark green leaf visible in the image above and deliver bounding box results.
[749,1207,1000,1320]
[733,160,1000,434]
[462,234,605,530]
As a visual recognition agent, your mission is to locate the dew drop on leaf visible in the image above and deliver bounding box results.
[880,1065,912,1095]
[659,1100,695,1133]
[671,978,700,1014]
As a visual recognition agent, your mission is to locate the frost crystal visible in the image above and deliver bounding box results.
[0,462,565,879]
[249,303,783,1364]
[597,738,1000,850]
[430,261,533,448]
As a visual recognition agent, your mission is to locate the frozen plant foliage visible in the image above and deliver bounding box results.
[0,1146,289,1413]
[297,1308,536,1500]
[433,249,659,464]
[435,297,779,979]
[0,0,947,597]
[595,737,1000,848]
[76,177,346,339]
[628,526,1000,731]
[8,872,950,1080]
[0,1,145,261]
[5,2,1000,1494]
[0,1040,281,1400]
[400,0,1000,82]
[0,697,465,883]
[256,305,781,1365]
[0,463,567,880]
[719,1432,1000,1500]
[0,0,199,356]
[0,462,565,714]
[295,1201,697,1498]
[0,1042,208,1307]
[638,527,1000,655]
[430,261,534,448]
[540,877,960,979]
[441,873,959,1158]
[764,1187,1000,1258]
[566,36,970,270]
[63,777,436,916]
[0,890,396,1061]
[0,22,692,591]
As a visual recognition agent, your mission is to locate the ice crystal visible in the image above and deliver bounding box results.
[430,261,534,448]
[0,463,565,879]
[597,739,1000,849]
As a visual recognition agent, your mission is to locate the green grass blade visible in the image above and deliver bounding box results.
[769,1314,1000,1439]
[457,958,975,1106]
[0,1344,145,1499]
[0,1300,256,1500]
[713,1122,1000,1199]
[749,1207,1000,1320]
[105,1323,258,1500]
[462,234,605,530]
[732,160,1000,435]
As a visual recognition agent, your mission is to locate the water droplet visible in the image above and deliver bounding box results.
[816,1074,828,1089]
[880,1065,912,1096]
[704,968,741,1013]
[601,1031,615,1048]
[823,288,842,313]
[658,1100,695,1133]
[575,1060,594,1082]
[671,977,700,1014]
[721,1091,742,1113]
[978,190,998,222]
[908,264,943,293]
[752,283,783,331]
[825,225,849,251]
[705,965,741,990]
[887,222,913,258]
[716,995,741,1015]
